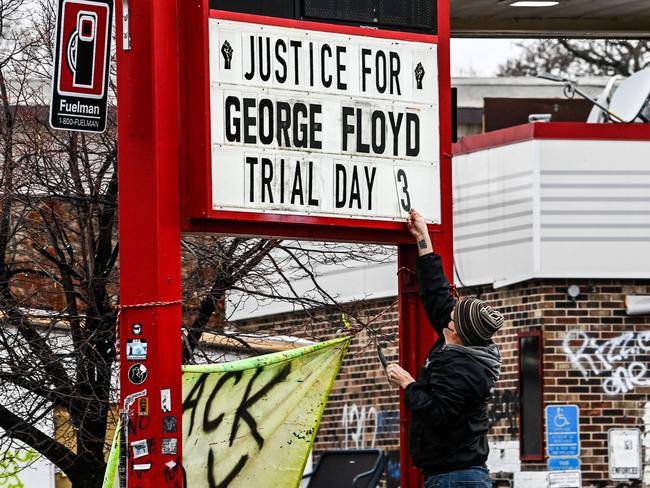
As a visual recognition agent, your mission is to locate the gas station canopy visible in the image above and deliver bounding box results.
[451,0,650,38]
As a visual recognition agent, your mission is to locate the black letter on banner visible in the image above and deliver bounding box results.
[371,110,386,154]
[335,164,347,208]
[243,98,257,144]
[244,36,255,80]
[390,52,401,95]
[336,46,347,90]
[406,113,420,157]
[290,40,302,85]
[261,158,274,203]
[275,39,287,83]
[230,363,291,449]
[361,48,371,92]
[375,50,387,94]
[321,44,332,88]
[341,107,355,151]
[276,102,291,147]
[225,96,241,143]
[245,157,258,202]
[309,104,322,149]
[356,108,370,154]
[207,448,248,488]
[291,162,304,205]
[293,103,308,148]
[182,373,207,436]
[259,36,271,82]
[388,112,403,157]
[258,99,274,145]
[203,372,243,433]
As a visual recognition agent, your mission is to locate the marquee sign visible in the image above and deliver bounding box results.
[182,9,450,240]
[209,18,440,223]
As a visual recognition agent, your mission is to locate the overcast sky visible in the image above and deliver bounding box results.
[450,39,524,77]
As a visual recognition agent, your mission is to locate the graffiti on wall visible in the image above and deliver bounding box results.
[487,390,519,438]
[0,449,39,488]
[340,404,399,449]
[563,330,650,395]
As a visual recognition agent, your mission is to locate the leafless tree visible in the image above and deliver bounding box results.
[0,3,393,487]
[498,39,650,77]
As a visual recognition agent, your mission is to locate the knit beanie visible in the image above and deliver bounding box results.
[454,297,504,346]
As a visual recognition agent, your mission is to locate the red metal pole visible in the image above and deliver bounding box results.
[116,0,183,485]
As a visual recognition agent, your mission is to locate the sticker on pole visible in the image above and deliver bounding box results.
[50,0,113,133]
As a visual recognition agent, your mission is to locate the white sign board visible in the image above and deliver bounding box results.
[609,428,642,480]
[209,19,440,222]
[548,470,581,488]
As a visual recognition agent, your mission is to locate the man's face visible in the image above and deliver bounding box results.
[443,307,460,343]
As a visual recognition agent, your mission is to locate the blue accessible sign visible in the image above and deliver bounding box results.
[546,405,580,457]
[548,457,581,471]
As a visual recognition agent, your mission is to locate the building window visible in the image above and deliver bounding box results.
[518,330,543,460]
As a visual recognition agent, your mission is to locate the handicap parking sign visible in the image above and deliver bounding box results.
[546,405,580,457]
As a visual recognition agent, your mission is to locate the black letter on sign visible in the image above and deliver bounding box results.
[356,108,370,154]
[336,46,347,90]
[388,112,403,157]
[225,96,241,143]
[371,110,386,154]
[275,39,287,83]
[290,40,302,85]
[375,50,387,94]
[335,164,347,208]
[243,98,257,145]
[308,160,319,206]
[293,103,308,148]
[406,113,420,157]
[258,99,274,145]
[244,36,255,80]
[261,158,274,203]
[309,104,322,150]
[259,36,271,82]
[397,169,411,211]
[321,44,332,88]
[276,102,291,147]
[390,52,401,95]
[365,166,377,210]
[245,157,258,202]
[349,165,361,209]
[342,107,354,152]
[291,162,304,205]
[361,48,371,92]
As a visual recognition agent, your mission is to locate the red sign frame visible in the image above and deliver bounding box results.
[179,5,453,245]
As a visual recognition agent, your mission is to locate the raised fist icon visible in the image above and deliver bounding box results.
[221,40,233,70]
[415,62,425,90]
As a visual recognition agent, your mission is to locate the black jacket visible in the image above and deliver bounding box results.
[403,253,501,475]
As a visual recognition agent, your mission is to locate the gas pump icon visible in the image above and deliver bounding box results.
[67,11,97,88]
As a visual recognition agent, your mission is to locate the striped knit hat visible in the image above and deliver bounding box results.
[454,298,504,346]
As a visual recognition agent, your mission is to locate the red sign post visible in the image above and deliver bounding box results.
[116,0,451,486]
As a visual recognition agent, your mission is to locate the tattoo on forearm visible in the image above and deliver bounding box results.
[418,239,427,250]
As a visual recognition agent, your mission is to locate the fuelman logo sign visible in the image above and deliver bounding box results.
[210,19,441,223]
[50,0,113,133]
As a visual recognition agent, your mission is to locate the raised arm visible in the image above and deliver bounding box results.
[407,209,455,335]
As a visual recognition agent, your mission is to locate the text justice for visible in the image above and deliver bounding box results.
[242,35,403,95]
[224,97,421,157]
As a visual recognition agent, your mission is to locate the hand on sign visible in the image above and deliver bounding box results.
[407,209,433,255]
[221,40,233,70]
[386,363,415,389]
